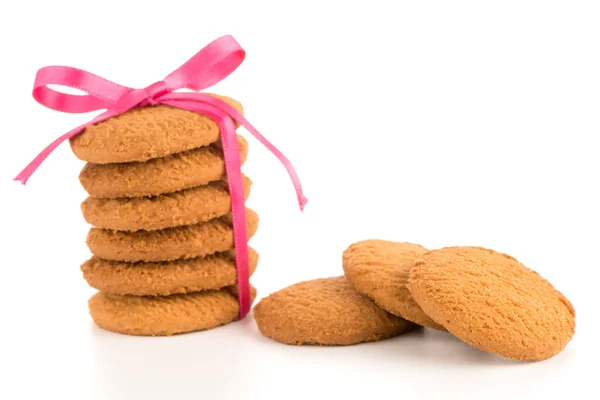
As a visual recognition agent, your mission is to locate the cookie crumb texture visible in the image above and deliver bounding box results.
[81,175,252,231]
[86,208,259,262]
[81,247,259,296]
[79,134,248,198]
[342,240,445,331]
[408,246,575,361]
[70,94,243,164]
[89,286,256,336]
[253,276,416,345]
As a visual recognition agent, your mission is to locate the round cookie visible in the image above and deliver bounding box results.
[70,93,244,164]
[253,276,416,345]
[89,285,257,336]
[408,246,576,361]
[87,208,259,262]
[342,240,445,331]
[79,134,248,198]
[81,175,252,231]
[82,247,259,296]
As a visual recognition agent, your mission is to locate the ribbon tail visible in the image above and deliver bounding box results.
[13,111,118,184]
[162,93,308,211]
[235,114,308,211]
[13,126,83,184]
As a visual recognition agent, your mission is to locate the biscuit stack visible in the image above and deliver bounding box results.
[254,240,575,361]
[71,94,259,336]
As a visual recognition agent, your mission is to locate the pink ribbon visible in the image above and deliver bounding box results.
[14,35,308,319]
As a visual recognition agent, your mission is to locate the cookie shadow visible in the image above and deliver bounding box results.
[248,326,525,367]
[373,328,525,367]
[88,321,259,397]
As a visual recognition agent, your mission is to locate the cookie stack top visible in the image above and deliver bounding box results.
[70,94,243,164]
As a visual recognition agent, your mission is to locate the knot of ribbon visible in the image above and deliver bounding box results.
[14,35,308,319]
[141,81,171,106]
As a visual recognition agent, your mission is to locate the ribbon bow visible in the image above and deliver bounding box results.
[14,35,308,319]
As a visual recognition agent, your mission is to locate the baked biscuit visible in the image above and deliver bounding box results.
[89,285,256,336]
[82,247,259,296]
[79,134,248,198]
[70,94,243,164]
[342,240,445,331]
[81,175,252,231]
[87,208,259,262]
[253,276,416,345]
[408,246,576,361]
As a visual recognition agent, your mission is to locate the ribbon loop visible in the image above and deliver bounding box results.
[33,66,130,113]
[164,35,246,91]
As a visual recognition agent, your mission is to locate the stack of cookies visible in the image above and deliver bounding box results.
[71,94,259,336]
[254,240,575,361]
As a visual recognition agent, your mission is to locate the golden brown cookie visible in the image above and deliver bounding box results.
[87,208,259,262]
[408,246,576,361]
[81,247,259,296]
[81,175,252,231]
[253,276,416,345]
[342,240,445,331]
[89,285,256,336]
[79,134,248,198]
[70,94,243,164]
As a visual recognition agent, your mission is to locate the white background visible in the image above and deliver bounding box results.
[0,1,598,399]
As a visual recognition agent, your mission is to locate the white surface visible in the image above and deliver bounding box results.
[0,1,598,399]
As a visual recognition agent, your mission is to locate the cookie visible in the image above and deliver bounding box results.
[82,247,259,296]
[253,276,416,345]
[70,94,243,164]
[89,285,256,336]
[342,240,445,331]
[79,134,248,198]
[81,175,252,231]
[408,246,576,361]
[87,208,259,262]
